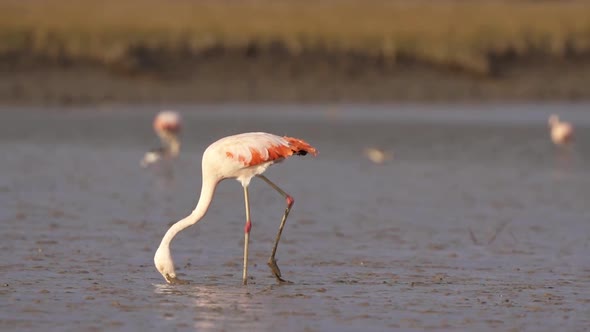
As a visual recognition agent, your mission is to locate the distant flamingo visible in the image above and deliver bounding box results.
[364,147,392,165]
[548,114,574,146]
[141,111,182,167]
[154,132,317,285]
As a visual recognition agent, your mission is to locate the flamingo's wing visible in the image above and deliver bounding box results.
[220,132,317,167]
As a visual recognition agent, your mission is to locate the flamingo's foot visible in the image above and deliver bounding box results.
[267,258,292,284]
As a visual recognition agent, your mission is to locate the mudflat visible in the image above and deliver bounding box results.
[0,104,589,331]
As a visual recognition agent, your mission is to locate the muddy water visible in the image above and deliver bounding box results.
[1,103,589,331]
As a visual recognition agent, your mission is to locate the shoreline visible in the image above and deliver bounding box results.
[2,1,590,105]
[2,55,590,105]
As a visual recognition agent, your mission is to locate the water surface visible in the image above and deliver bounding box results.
[1,103,589,331]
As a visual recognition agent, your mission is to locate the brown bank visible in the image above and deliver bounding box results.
[2,52,590,104]
[1,0,590,104]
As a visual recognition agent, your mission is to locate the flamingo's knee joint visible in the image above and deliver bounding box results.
[244,220,252,234]
[286,195,294,208]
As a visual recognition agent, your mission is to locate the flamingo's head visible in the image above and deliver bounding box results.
[153,111,181,159]
[548,114,560,127]
[140,148,164,168]
[154,246,178,284]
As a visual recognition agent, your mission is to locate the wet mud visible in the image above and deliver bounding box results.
[0,103,589,331]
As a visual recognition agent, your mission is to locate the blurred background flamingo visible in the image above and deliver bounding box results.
[548,114,574,146]
[141,110,182,168]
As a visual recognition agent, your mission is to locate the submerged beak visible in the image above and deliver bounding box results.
[165,274,190,285]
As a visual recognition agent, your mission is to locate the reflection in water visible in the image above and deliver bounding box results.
[552,145,576,179]
[153,283,270,331]
[147,161,177,192]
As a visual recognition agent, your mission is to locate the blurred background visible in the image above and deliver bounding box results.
[1,0,590,103]
[2,1,590,331]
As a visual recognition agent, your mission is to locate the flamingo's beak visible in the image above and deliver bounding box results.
[165,274,190,285]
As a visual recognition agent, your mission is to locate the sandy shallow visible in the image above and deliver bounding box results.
[0,103,589,331]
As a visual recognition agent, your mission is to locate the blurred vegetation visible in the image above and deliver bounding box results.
[1,0,589,76]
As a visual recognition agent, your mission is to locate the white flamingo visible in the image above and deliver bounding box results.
[364,147,392,164]
[153,132,318,285]
[141,111,182,167]
[548,114,574,146]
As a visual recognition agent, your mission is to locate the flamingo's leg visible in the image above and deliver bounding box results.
[242,185,252,285]
[257,175,294,283]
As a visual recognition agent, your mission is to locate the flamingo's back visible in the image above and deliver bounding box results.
[210,132,317,167]
[202,132,317,184]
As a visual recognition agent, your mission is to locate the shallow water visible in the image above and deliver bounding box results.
[1,103,590,331]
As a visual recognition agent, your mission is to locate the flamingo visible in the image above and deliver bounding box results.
[153,132,318,285]
[548,114,574,146]
[364,147,392,165]
[141,110,182,167]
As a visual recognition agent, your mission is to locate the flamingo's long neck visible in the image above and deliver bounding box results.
[167,136,180,157]
[158,175,218,249]
[158,132,181,157]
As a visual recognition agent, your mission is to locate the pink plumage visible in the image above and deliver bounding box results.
[141,110,182,167]
[205,132,317,185]
[154,132,317,285]
[153,110,181,134]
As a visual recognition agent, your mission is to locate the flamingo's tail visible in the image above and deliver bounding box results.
[283,136,318,157]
